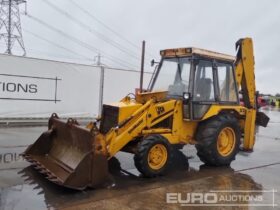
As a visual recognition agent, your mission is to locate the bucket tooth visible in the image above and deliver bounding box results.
[38,190,44,195]
[39,169,48,174]
[46,173,56,179]
[35,165,44,170]
[20,173,29,178]
[30,160,38,165]
[30,181,36,185]
[24,156,30,161]
[33,185,41,190]
[48,177,62,184]
[21,154,28,158]
[24,177,33,182]
[46,175,54,179]
[18,169,25,175]
[25,157,33,162]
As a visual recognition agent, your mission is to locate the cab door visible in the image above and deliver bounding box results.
[191,59,216,120]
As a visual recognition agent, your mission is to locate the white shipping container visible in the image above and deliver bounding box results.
[0,54,152,120]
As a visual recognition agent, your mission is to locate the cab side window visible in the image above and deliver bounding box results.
[217,63,238,102]
[192,60,215,119]
[193,60,215,102]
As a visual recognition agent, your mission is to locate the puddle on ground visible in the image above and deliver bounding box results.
[0,149,271,210]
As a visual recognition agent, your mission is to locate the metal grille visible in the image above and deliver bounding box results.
[99,105,119,134]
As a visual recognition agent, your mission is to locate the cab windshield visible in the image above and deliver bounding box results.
[152,58,191,96]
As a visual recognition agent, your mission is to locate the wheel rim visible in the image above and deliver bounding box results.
[217,127,236,157]
[148,144,168,170]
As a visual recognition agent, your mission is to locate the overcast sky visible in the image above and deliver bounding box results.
[1,0,280,94]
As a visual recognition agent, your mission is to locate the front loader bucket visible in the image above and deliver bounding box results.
[22,114,109,190]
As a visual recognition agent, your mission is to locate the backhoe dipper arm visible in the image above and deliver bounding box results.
[235,38,268,150]
[235,38,257,150]
[235,38,256,109]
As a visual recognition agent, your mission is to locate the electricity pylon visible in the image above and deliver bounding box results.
[0,0,26,55]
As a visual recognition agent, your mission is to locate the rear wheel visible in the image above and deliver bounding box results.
[195,114,241,166]
[134,135,171,177]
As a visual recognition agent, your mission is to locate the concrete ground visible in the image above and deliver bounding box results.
[0,107,279,210]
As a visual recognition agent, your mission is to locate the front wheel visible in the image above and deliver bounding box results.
[195,114,241,166]
[134,135,171,177]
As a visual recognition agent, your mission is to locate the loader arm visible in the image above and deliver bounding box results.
[105,98,177,158]
[235,38,269,150]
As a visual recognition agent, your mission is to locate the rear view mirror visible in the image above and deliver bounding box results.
[151,59,155,67]
[151,59,159,67]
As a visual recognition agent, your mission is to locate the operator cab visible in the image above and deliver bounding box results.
[149,47,239,120]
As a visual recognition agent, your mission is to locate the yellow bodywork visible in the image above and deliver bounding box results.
[84,38,264,160]
[89,91,247,158]
[86,38,258,157]
[23,37,268,190]
[235,38,257,150]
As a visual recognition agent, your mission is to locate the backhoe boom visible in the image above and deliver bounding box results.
[235,38,269,150]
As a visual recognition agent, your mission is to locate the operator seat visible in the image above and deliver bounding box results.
[195,78,212,101]
[193,78,212,118]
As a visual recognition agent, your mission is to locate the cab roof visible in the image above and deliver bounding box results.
[160,47,236,62]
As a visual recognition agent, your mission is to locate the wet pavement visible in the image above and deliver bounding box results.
[0,107,280,210]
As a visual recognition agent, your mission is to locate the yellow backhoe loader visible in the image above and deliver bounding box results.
[23,38,269,190]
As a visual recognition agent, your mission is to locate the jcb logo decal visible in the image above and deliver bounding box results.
[240,108,246,115]
[156,106,165,115]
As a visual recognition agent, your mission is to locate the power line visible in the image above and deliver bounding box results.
[25,13,138,70]
[69,0,140,50]
[0,42,92,62]
[23,28,93,61]
[68,0,157,59]
[42,0,141,61]
[23,29,138,68]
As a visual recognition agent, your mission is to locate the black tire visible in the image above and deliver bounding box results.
[134,135,171,177]
[195,114,241,166]
[108,157,121,175]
